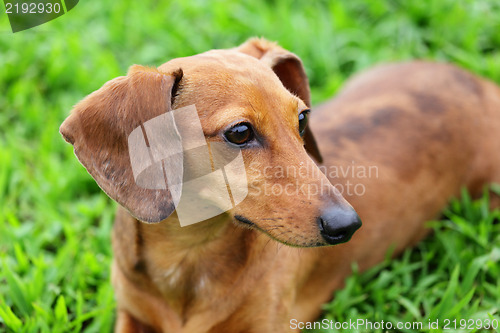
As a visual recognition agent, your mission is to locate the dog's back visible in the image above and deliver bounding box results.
[295,62,500,321]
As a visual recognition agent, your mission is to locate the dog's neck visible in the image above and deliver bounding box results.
[113,208,288,322]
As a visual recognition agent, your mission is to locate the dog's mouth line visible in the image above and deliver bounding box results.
[233,215,324,248]
[234,214,255,227]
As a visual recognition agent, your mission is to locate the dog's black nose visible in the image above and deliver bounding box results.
[318,207,362,245]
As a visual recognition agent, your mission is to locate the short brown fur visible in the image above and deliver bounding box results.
[60,39,500,332]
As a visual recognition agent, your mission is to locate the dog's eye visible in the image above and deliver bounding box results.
[224,123,254,146]
[298,110,309,136]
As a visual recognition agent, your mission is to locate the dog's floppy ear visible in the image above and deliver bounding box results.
[60,65,184,222]
[236,38,323,163]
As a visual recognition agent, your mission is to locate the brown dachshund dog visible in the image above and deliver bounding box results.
[60,38,500,332]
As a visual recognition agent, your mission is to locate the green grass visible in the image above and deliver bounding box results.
[1,0,499,332]
[309,188,500,333]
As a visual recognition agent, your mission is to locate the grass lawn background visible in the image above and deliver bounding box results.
[1,0,499,332]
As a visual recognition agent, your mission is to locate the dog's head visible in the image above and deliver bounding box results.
[60,38,360,247]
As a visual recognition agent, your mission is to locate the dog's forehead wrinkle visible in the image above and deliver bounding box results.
[174,80,301,141]
[248,95,301,133]
[164,54,302,133]
[177,72,282,109]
